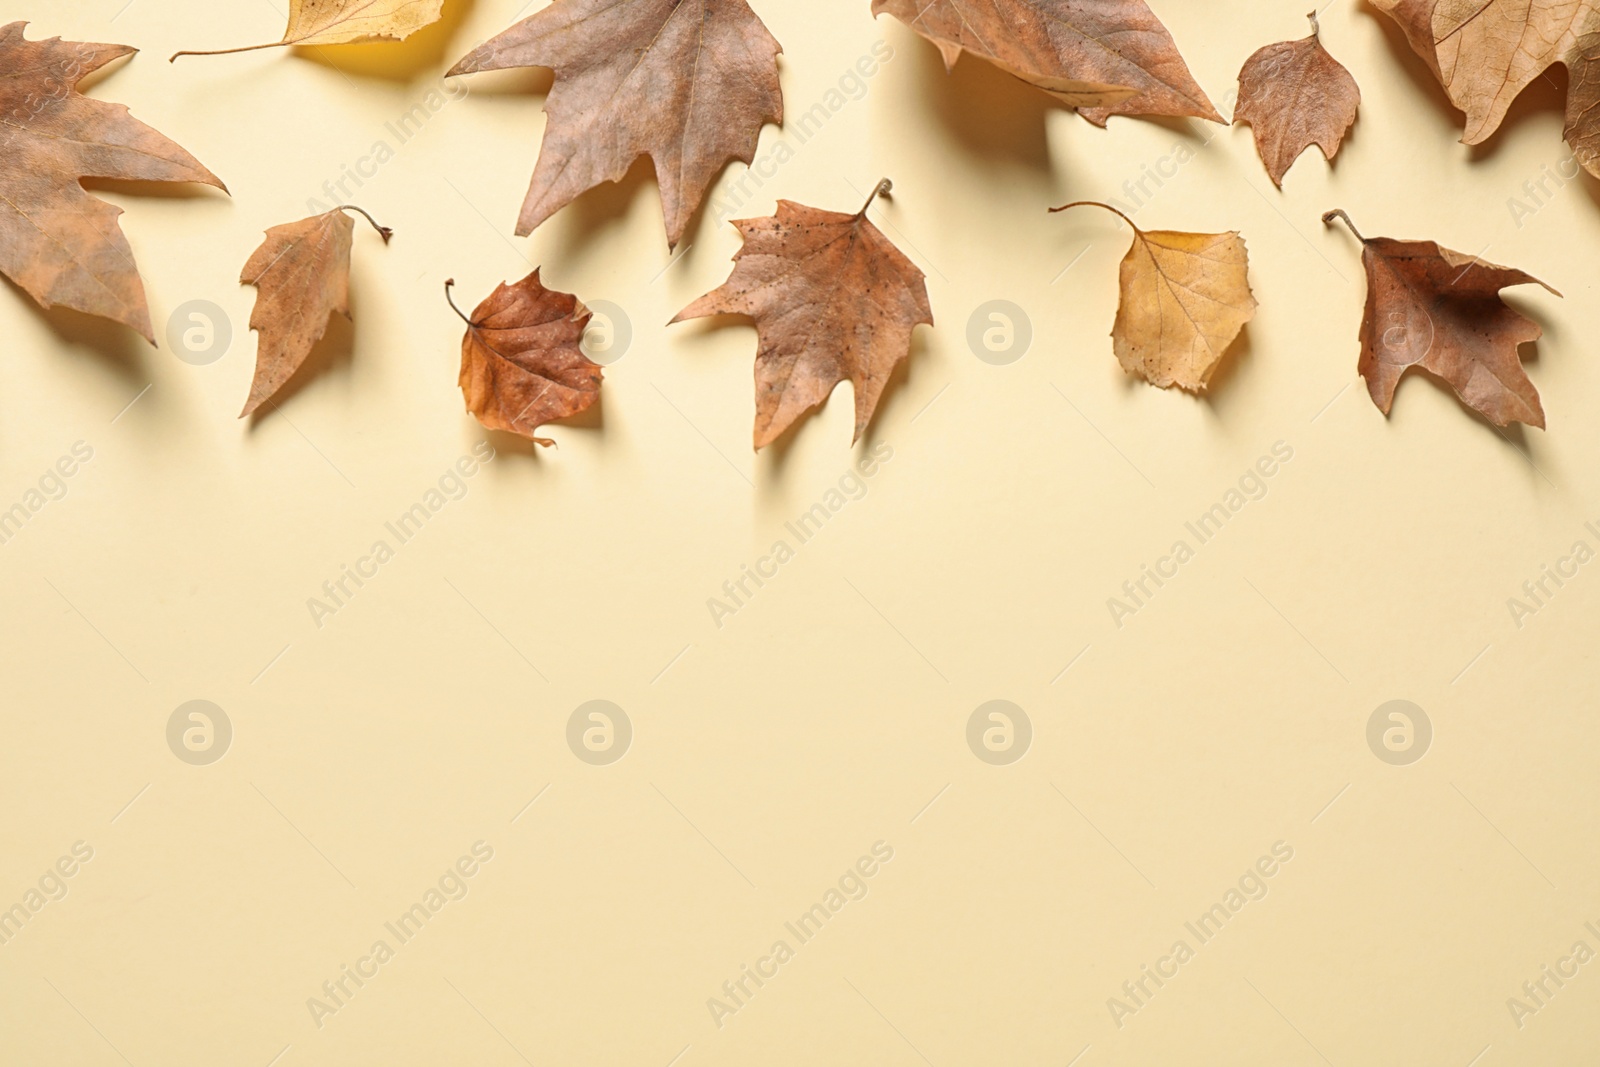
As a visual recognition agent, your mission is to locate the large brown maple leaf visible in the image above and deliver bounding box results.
[0,23,226,341]
[1374,0,1600,175]
[448,0,782,249]
[672,182,933,449]
[871,0,1220,124]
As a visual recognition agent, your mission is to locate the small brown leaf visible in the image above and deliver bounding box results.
[240,206,392,418]
[1235,12,1360,188]
[447,0,783,249]
[172,0,446,59]
[0,23,226,342]
[870,0,1220,123]
[672,181,933,450]
[449,272,603,447]
[1323,210,1560,429]
[1051,202,1256,393]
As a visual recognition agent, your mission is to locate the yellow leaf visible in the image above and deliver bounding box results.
[284,0,448,47]
[1053,202,1257,393]
[173,0,446,59]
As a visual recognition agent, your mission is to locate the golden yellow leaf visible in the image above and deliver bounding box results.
[1052,202,1256,393]
[173,0,446,59]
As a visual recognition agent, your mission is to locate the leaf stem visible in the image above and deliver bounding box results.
[336,205,394,244]
[857,179,893,218]
[1050,200,1140,231]
[444,279,473,326]
[169,41,284,62]
[1321,209,1366,242]
[1307,10,1320,37]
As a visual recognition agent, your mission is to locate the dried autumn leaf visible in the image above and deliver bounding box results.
[172,0,445,59]
[1051,202,1256,393]
[1372,0,1600,176]
[870,0,1220,123]
[448,271,602,446]
[239,206,392,418]
[672,181,933,449]
[1235,13,1360,187]
[1323,210,1559,429]
[1370,0,1442,80]
[0,23,225,342]
[447,0,782,249]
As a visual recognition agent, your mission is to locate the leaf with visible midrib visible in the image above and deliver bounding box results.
[449,272,604,446]
[1235,13,1361,187]
[672,181,933,449]
[1372,0,1600,178]
[240,206,392,418]
[1323,209,1559,429]
[447,0,783,249]
[1052,202,1256,393]
[172,0,446,60]
[0,22,226,342]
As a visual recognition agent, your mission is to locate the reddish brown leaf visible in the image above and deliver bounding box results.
[870,0,1220,124]
[672,181,933,450]
[0,22,225,342]
[1235,13,1360,187]
[1324,210,1560,429]
[449,271,603,446]
[447,0,782,249]
[239,206,392,418]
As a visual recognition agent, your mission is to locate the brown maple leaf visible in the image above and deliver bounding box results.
[672,181,933,449]
[447,272,603,446]
[1323,210,1560,429]
[870,0,1220,124]
[1235,12,1361,188]
[239,206,393,418]
[0,22,225,342]
[1373,0,1600,176]
[172,0,446,60]
[1051,202,1256,393]
[447,0,782,249]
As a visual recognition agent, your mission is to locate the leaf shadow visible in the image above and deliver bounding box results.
[754,325,928,482]
[1467,67,1569,165]
[547,155,665,255]
[1394,346,1555,472]
[476,394,606,462]
[859,327,927,448]
[446,66,554,97]
[78,51,138,94]
[293,0,479,83]
[8,282,151,383]
[1200,323,1254,414]
[1360,0,1461,125]
[244,310,356,428]
[905,36,1058,171]
[80,177,231,201]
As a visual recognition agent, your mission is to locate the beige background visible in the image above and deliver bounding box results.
[2,0,1598,1063]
